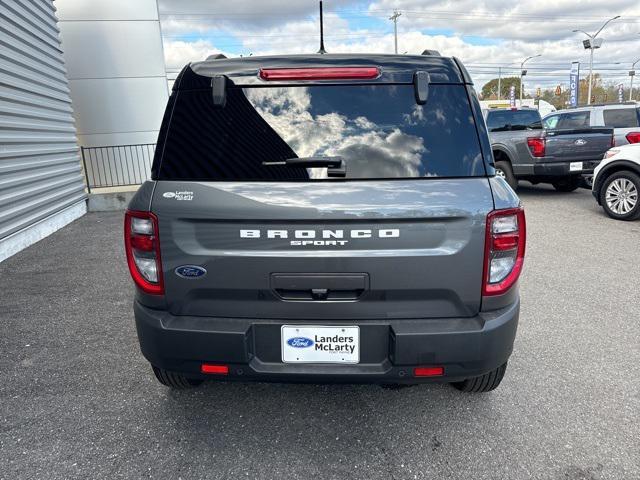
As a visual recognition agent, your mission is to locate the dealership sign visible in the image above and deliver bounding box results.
[509,85,516,108]
[569,62,580,108]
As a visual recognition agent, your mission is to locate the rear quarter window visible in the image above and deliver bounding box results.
[603,108,640,128]
[156,83,486,181]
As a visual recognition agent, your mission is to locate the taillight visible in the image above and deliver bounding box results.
[527,137,545,157]
[259,67,380,81]
[611,135,616,147]
[626,132,640,144]
[482,208,526,296]
[124,210,164,295]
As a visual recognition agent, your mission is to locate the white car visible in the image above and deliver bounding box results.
[593,144,640,220]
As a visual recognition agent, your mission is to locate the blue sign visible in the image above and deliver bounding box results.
[569,62,580,107]
[287,337,314,348]
[509,85,516,108]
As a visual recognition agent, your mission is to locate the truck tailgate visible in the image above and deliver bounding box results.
[544,127,613,162]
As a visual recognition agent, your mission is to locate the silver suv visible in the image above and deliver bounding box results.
[542,103,640,146]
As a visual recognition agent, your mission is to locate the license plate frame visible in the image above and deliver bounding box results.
[281,325,360,364]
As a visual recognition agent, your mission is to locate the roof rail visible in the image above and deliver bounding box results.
[421,49,441,56]
[206,54,227,61]
[565,101,638,109]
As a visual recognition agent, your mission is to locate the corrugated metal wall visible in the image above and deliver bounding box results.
[0,0,86,242]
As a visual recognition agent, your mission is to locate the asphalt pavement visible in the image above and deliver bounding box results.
[1,184,639,479]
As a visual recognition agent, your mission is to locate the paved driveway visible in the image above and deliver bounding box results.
[1,185,639,479]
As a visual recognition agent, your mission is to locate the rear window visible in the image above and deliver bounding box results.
[603,108,640,128]
[486,109,542,132]
[156,84,485,181]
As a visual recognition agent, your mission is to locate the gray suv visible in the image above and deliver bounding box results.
[125,53,525,393]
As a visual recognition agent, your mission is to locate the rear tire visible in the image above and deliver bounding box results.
[552,177,580,192]
[451,363,507,393]
[494,161,517,190]
[599,171,640,221]
[152,366,203,389]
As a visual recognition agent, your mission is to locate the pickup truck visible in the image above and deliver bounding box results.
[485,108,614,192]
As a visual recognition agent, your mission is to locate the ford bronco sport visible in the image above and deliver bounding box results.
[125,53,526,393]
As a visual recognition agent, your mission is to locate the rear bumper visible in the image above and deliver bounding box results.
[530,159,601,177]
[134,299,519,384]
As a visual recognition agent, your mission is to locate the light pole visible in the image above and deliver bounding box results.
[520,54,541,103]
[630,58,640,101]
[573,15,620,105]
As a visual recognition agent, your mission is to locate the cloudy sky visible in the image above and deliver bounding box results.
[157,0,640,94]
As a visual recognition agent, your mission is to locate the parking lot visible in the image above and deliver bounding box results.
[0,185,639,480]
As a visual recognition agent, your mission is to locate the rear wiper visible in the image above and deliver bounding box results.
[263,156,346,177]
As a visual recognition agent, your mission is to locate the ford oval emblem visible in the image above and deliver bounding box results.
[287,337,314,348]
[175,265,207,278]
[574,138,587,146]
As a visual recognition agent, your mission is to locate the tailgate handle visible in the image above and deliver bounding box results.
[271,274,369,301]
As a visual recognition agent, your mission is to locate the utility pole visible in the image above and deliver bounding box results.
[497,67,502,100]
[389,10,401,54]
[630,58,639,101]
[573,15,620,105]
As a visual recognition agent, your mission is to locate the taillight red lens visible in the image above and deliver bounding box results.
[124,210,164,295]
[259,67,380,81]
[527,137,545,157]
[626,132,640,144]
[130,235,155,252]
[482,208,526,296]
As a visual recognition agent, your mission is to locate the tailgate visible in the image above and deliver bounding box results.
[154,179,494,320]
[544,128,613,162]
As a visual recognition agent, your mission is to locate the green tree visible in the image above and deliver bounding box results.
[538,74,627,110]
[480,77,522,100]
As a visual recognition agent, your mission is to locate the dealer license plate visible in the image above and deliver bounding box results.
[281,325,360,364]
[569,162,583,172]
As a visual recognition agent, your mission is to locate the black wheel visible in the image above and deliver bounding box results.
[552,177,580,192]
[451,363,507,393]
[599,171,640,221]
[494,161,517,190]
[152,366,203,389]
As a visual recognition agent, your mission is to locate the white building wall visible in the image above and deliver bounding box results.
[55,0,168,148]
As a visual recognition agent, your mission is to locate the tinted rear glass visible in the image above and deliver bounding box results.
[603,108,640,128]
[556,111,590,128]
[486,109,542,131]
[156,84,485,181]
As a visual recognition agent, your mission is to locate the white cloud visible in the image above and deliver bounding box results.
[164,39,228,68]
[159,0,640,94]
[244,87,426,178]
